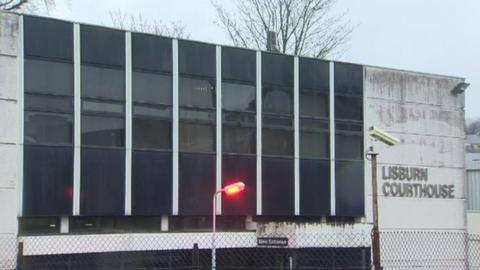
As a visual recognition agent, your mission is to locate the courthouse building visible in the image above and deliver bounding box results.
[0,12,468,268]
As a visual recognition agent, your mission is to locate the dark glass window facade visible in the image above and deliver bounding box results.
[178,41,216,215]
[261,52,294,216]
[299,58,330,216]
[23,16,74,216]
[22,16,366,220]
[80,25,125,215]
[222,47,256,215]
[131,33,173,215]
[81,25,125,148]
[334,63,364,217]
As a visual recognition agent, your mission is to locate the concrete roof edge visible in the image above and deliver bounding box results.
[364,64,466,81]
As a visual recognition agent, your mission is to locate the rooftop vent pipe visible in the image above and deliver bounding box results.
[266,31,278,52]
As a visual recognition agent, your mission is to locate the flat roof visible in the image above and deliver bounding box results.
[1,10,466,81]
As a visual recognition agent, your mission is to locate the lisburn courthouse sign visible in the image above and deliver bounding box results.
[381,166,455,198]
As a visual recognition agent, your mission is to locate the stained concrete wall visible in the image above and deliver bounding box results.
[364,66,466,230]
[0,11,20,268]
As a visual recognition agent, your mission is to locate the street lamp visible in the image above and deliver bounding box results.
[368,126,399,270]
[212,181,245,270]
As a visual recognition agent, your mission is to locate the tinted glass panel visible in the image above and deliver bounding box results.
[336,122,362,132]
[299,58,329,91]
[300,159,330,216]
[179,77,215,108]
[263,86,293,114]
[334,63,363,96]
[81,148,125,215]
[132,150,172,215]
[133,72,172,105]
[81,25,125,67]
[222,83,256,112]
[82,100,124,115]
[180,109,216,122]
[262,157,294,215]
[81,65,125,101]
[335,134,363,160]
[132,33,172,72]
[70,216,163,233]
[133,105,171,118]
[222,155,256,215]
[222,47,256,82]
[262,53,293,86]
[263,128,293,156]
[178,41,215,77]
[19,217,60,235]
[179,122,215,152]
[263,115,292,128]
[133,118,171,149]
[223,111,255,127]
[25,112,72,145]
[82,116,124,147]
[223,126,256,154]
[24,16,73,60]
[178,153,215,215]
[335,160,364,217]
[25,94,73,113]
[300,131,329,159]
[25,59,73,95]
[23,146,73,216]
[300,118,329,131]
[300,92,328,118]
[335,96,362,120]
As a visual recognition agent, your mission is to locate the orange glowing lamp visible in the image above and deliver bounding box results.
[223,182,245,196]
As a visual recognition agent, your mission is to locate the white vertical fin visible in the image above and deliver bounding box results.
[73,23,81,216]
[172,39,179,215]
[329,61,336,216]
[256,51,262,215]
[125,32,132,215]
[216,46,222,215]
[294,56,300,216]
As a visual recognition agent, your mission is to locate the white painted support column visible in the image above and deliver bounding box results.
[161,215,169,231]
[125,32,132,215]
[17,15,24,217]
[60,216,69,234]
[215,46,222,215]
[172,39,179,215]
[294,56,300,215]
[329,61,336,216]
[73,23,81,216]
[256,51,262,215]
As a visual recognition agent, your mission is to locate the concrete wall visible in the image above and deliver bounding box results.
[0,11,20,268]
[364,66,466,230]
[466,153,480,234]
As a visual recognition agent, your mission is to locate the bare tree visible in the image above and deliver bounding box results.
[0,0,55,14]
[212,0,353,58]
[109,10,189,39]
[466,118,480,135]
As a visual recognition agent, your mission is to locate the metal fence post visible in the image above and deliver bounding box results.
[192,243,199,270]
[17,241,24,270]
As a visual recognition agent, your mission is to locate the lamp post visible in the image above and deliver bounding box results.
[212,181,245,270]
[367,126,400,270]
[367,147,381,270]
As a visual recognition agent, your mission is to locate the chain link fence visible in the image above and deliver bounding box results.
[1,230,479,270]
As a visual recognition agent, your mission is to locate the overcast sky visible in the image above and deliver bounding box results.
[48,0,480,119]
